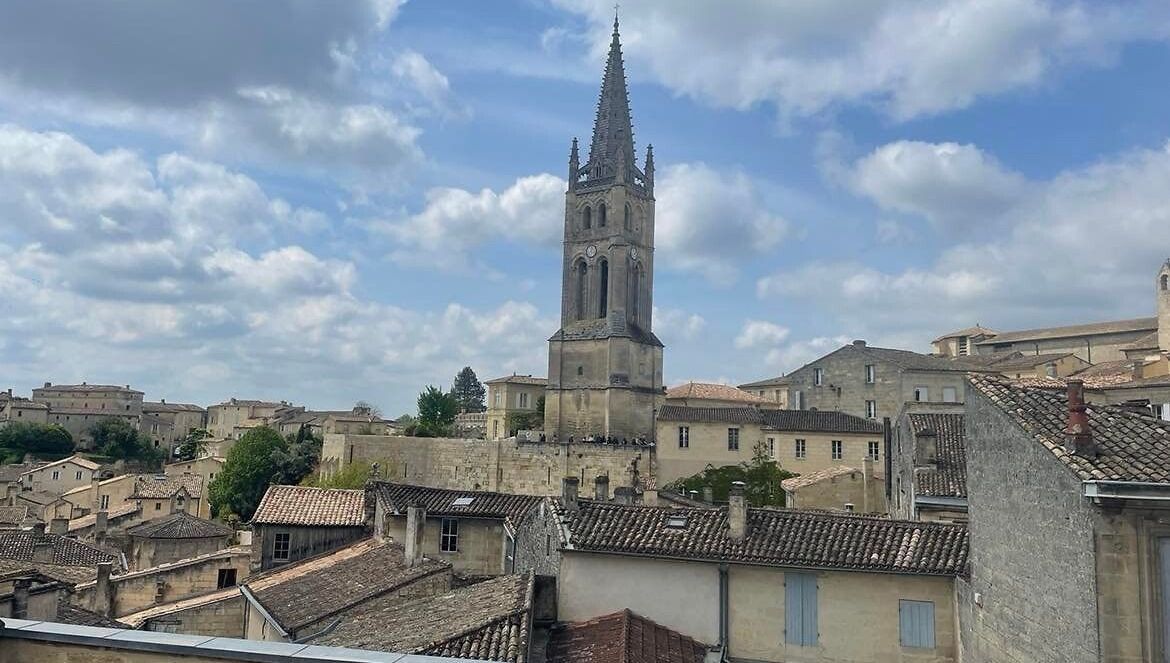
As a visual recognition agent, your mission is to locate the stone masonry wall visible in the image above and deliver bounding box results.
[959,384,1100,662]
[322,434,652,497]
[513,497,561,576]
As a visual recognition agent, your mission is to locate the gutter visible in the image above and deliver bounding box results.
[238,585,289,640]
[1082,480,1170,503]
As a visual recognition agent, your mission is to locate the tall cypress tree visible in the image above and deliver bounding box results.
[451,366,486,413]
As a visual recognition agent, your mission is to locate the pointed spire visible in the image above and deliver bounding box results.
[585,11,637,183]
[644,143,654,194]
[568,137,580,191]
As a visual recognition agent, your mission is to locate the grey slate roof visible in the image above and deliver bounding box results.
[656,406,764,425]
[907,413,968,498]
[974,317,1157,345]
[125,511,231,539]
[313,573,533,663]
[855,345,994,372]
[548,609,709,663]
[0,531,118,568]
[970,374,1170,483]
[372,482,543,528]
[567,502,968,576]
[485,375,548,386]
[737,375,791,389]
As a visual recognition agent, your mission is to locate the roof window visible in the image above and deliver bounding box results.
[452,497,475,507]
[665,514,688,528]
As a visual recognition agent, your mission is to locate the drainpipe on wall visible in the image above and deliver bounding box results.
[718,563,730,660]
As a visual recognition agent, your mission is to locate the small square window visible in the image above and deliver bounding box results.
[216,568,238,588]
[75,471,83,480]
[914,386,930,402]
[52,470,60,481]
[942,387,958,403]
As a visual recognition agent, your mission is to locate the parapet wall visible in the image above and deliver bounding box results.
[321,434,653,496]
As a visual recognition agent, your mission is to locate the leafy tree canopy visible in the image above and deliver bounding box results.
[416,385,458,437]
[301,460,389,489]
[353,400,382,418]
[208,426,287,521]
[505,411,543,437]
[0,422,73,463]
[90,418,163,466]
[665,441,795,507]
[174,428,211,462]
[272,426,323,486]
[451,366,486,413]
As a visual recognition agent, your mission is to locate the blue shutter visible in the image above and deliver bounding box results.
[899,600,935,648]
[785,573,817,646]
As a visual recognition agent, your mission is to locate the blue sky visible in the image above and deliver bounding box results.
[3,0,1170,415]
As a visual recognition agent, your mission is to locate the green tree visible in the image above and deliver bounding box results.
[505,411,543,436]
[451,366,486,413]
[0,422,73,462]
[536,395,546,418]
[353,400,382,418]
[90,418,162,465]
[174,428,211,461]
[416,385,457,437]
[301,460,389,489]
[208,426,287,521]
[665,441,794,507]
[272,425,323,485]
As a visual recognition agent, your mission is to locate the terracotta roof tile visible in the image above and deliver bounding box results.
[251,485,366,526]
[548,609,708,663]
[665,383,767,404]
[0,531,118,568]
[485,375,548,386]
[372,482,542,528]
[781,466,866,492]
[907,413,967,498]
[567,502,967,576]
[129,474,203,499]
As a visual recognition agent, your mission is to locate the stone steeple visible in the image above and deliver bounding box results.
[584,15,641,185]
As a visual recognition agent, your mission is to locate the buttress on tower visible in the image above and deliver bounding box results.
[545,16,664,441]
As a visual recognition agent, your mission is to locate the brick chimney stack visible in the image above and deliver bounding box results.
[594,475,609,501]
[728,481,746,541]
[405,504,426,567]
[1064,379,1097,458]
[562,477,580,513]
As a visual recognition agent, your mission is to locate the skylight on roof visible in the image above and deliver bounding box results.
[666,514,688,528]
[452,497,475,507]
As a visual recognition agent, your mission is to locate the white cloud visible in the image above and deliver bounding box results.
[554,0,1170,120]
[392,50,452,108]
[734,320,790,349]
[763,336,854,373]
[656,163,790,285]
[653,307,707,343]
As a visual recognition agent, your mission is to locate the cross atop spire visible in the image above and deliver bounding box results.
[584,11,640,184]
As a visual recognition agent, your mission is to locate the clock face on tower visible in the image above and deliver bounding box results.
[586,245,597,258]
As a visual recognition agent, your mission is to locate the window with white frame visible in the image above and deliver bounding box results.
[899,600,935,648]
[942,387,958,403]
[441,518,459,552]
[795,439,806,459]
[831,440,842,460]
[868,441,880,461]
[813,368,824,386]
[678,426,689,448]
[519,392,529,408]
[865,364,875,384]
[494,391,501,408]
[727,428,740,451]
[272,532,290,560]
[914,386,929,402]
[865,400,877,419]
[793,391,804,410]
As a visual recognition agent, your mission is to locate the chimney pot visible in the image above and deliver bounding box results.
[562,477,580,512]
[594,475,609,501]
[93,561,114,617]
[44,382,51,388]
[1064,379,1096,458]
[30,522,46,535]
[728,481,747,541]
[12,579,31,619]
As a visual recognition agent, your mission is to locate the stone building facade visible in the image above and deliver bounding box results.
[890,403,968,523]
[485,375,547,440]
[249,485,368,571]
[32,383,145,448]
[544,18,663,442]
[321,433,652,498]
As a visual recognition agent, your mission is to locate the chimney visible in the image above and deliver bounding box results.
[160,398,166,404]
[30,522,46,535]
[12,578,31,619]
[44,382,51,388]
[862,457,875,513]
[90,476,101,512]
[728,481,746,541]
[93,561,114,617]
[562,477,580,513]
[594,475,609,501]
[94,510,108,537]
[32,538,54,564]
[50,517,68,535]
[914,429,938,468]
[701,485,714,504]
[405,505,426,567]
[613,487,637,505]
[852,339,867,347]
[1064,379,1097,458]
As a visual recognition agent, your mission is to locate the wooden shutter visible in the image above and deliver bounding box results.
[785,573,817,646]
[899,600,935,648]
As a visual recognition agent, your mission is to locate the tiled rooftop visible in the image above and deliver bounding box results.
[313,574,533,663]
[737,375,791,389]
[973,316,1157,345]
[67,504,139,533]
[970,374,1170,483]
[0,531,119,568]
[781,465,866,492]
[372,482,543,527]
[124,511,231,539]
[0,505,33,526]
[547,609,708,663]
[33,383,144,394]
[664,382,767,404]
[655,405,763,425]
[129,473,203,499]
[485,375,548,386]
[251,485,367,527]
[567,502,968,576]
[907,412,968,499]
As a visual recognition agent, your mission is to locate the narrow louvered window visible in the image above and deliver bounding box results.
[785,573,817,646]
[678,426,689,448]
[899,600,935,648]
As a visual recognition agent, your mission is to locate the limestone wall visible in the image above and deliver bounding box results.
[322,434,652,496]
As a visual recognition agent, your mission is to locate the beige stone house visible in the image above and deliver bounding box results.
[128,473,207,520]
[782,462,883,513]
[142,400,206,454]
[0,396,49,426]
[486,374,547,440]
[164,456,224,491]
[936,318,1157,364]
[737,375,790,408]
[557,488,968,662]
[655,405,884,484]
[958,374,1170,661]
[124,511,232,568]
[61,473,138,517]
[205,398,288,440]
[16,455,100,496]
[665,382,771,408]
[249,485,368,570]
[890,404,968,523]
[987,351,1090,379]
[371,481,543,577]
[32,382,145,448]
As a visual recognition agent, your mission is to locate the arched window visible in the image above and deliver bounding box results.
[624,204,632,231]
[575,261,588,320]
[597,259,609,318]
[1162,274,1169,291]
[582,206,592,230]
[598,203,607,227]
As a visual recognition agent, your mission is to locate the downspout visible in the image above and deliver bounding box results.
[718,563,730,661]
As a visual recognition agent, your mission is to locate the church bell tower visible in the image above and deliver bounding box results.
[545,15,664,441]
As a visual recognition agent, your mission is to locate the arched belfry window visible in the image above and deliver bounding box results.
[624,204,632,231]
[576,261,588,320]
[628,265,641,325]
[582,206,592,230]
[597,259,609,318]
[598,203,607,227]
[1162,273,1169,291]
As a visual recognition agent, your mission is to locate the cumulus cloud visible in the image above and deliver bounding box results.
[554,0,1170,120]
[653,307,707,343]
[656,163,790,285]
[734,320,791,349]
[759,138,1170,345]
[0,124,551,410]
